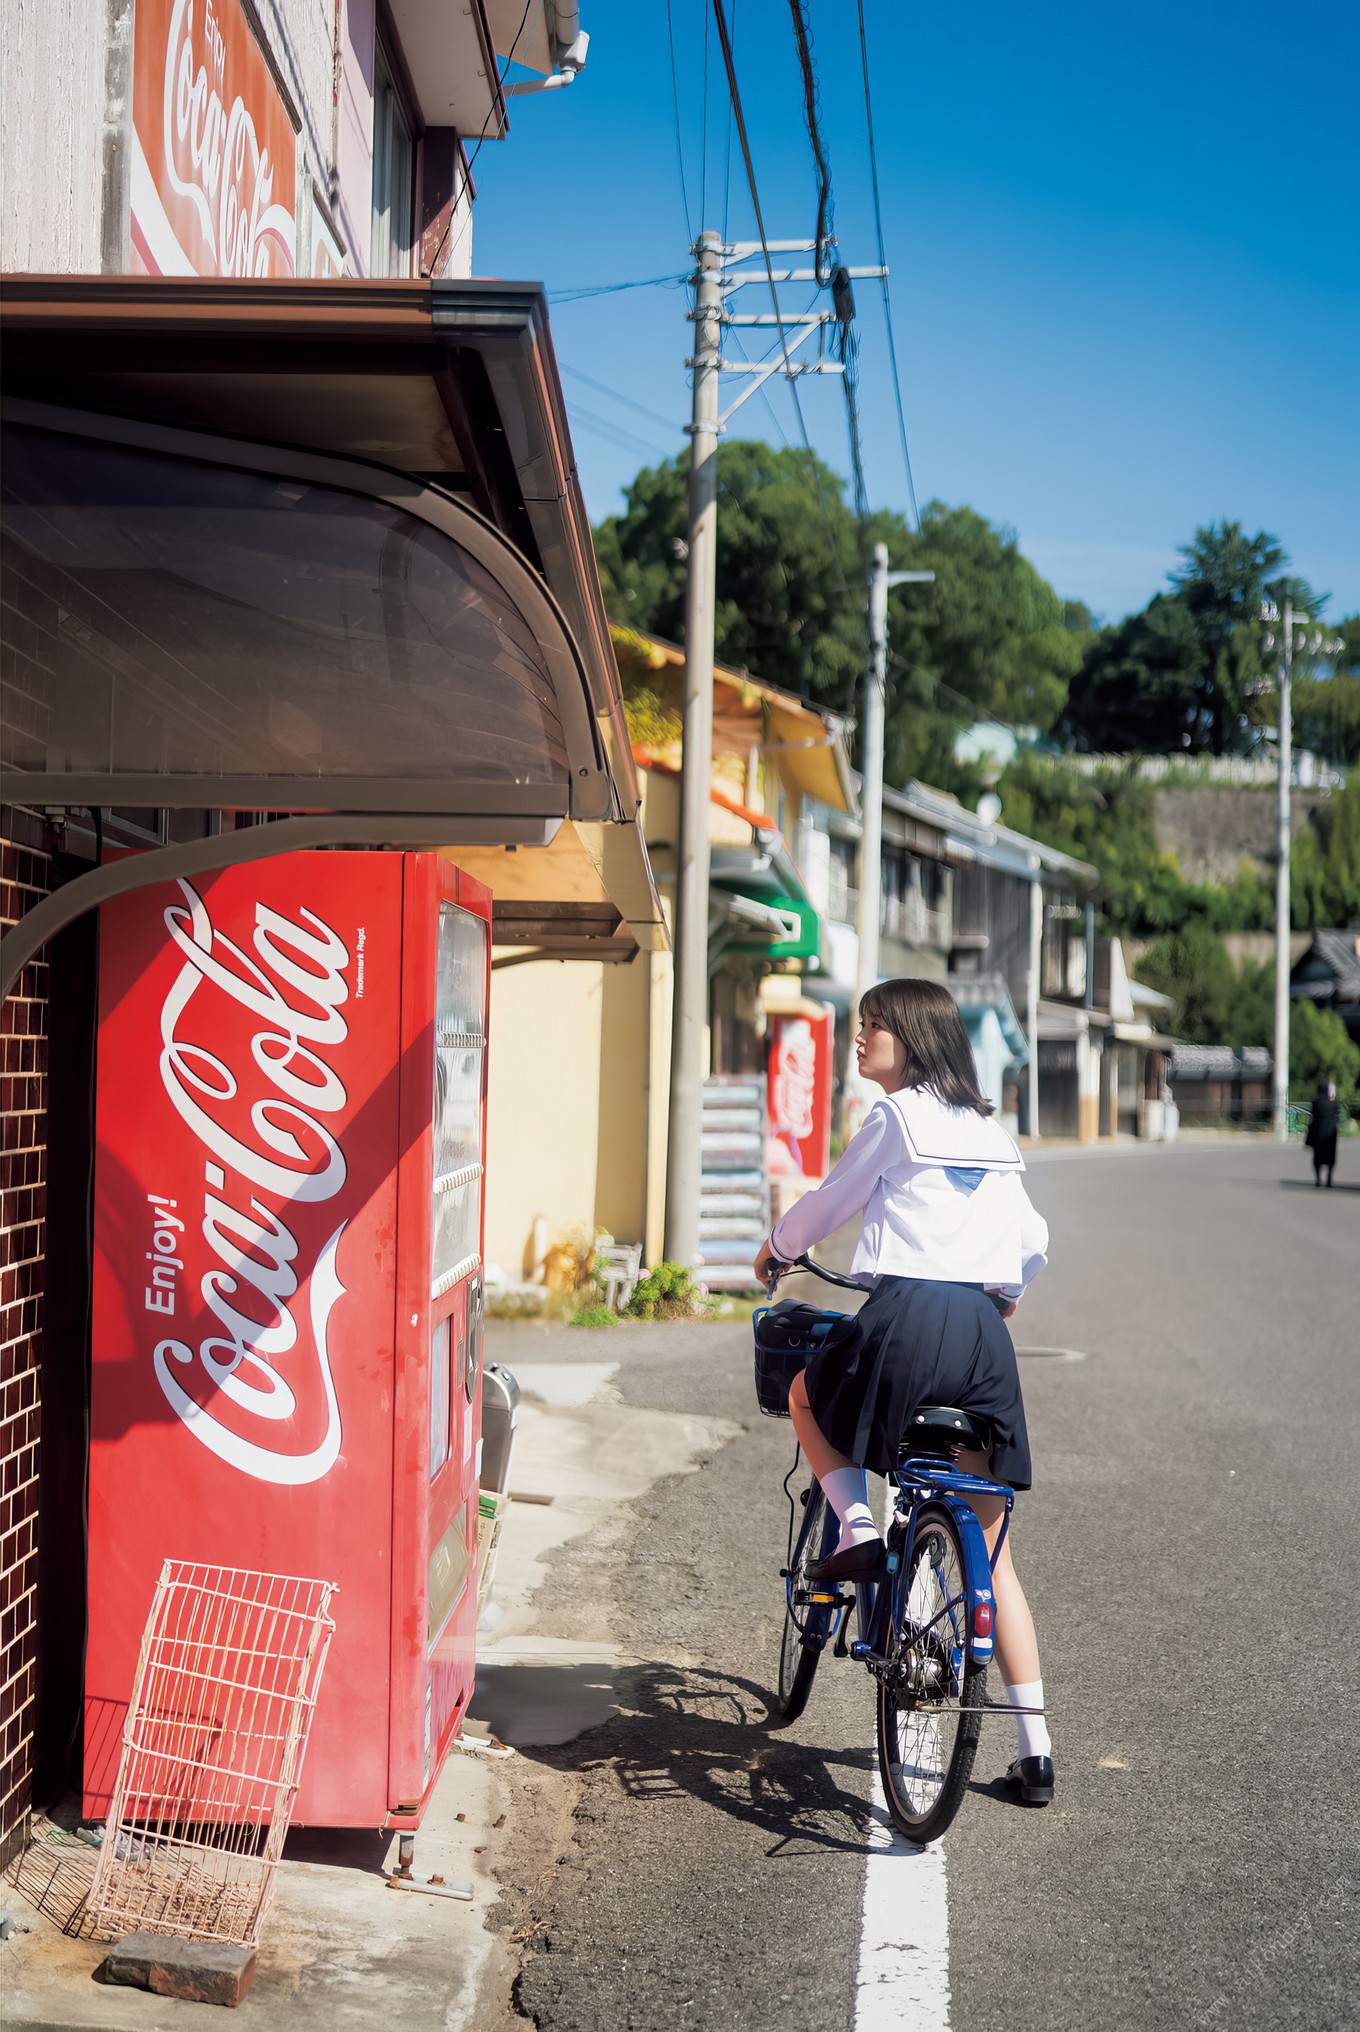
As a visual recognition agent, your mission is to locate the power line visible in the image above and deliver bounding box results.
[426,0,534,274]
[700,0,711,233]
[561,363,682,436]
[566,401,672,462]
[710,0,806,440]
[664,0,694,242]
[787,0,834,283]
[549,273,689,302]
[709,0,845,592]
[721,0,738,245]
[856,0,920,530]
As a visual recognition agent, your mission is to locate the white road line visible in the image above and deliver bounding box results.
[853,1780,952,2030]
[855,1495,953,2029]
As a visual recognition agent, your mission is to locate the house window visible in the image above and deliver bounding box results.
[373,38,415,277]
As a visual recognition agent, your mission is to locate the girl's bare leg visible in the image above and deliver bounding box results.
[952,1445,1042,1687]
[787,1370,856,1483]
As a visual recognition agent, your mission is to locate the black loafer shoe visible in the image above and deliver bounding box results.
[1004,1754,1055,1805]
[807,1537,887,1584]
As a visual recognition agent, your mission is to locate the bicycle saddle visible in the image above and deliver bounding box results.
[900,1403,993,1455]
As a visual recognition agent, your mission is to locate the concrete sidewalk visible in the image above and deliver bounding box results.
[1,1331,739,2031]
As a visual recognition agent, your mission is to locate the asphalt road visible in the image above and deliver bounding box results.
[488,1139,1359,2032]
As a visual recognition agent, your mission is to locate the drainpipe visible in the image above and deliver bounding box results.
[1025,865,1042,1138]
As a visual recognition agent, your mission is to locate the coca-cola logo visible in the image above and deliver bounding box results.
[161,0,296,277]
[771,1020,817,1143]
[150,879,351,1485]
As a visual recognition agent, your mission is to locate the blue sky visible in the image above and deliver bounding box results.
[477,0,1359,625]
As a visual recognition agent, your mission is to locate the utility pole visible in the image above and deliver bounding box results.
[662,233,886,1260]
[1272,594,1294,1143]
[663,229,723,1266]
[847,546,933,1125]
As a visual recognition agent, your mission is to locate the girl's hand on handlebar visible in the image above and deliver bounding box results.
[753,1237,783,1285]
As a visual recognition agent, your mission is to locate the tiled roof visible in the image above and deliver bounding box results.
[1292,930,1360,999]
[1170,1045,1273,1080]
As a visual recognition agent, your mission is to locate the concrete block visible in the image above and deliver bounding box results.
[102,1933,258,2008]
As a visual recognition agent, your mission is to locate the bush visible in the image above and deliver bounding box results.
[570,1305,620,1328]
[623,1262,704,1321]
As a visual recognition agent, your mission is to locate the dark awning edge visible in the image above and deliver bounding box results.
[0,274,640,823]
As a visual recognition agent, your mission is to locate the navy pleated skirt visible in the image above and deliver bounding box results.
[802,1275,1033,1490]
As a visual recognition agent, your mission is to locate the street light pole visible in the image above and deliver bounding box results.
[664,229,723,1265]
[1272,595,1294,1143]
[848,547,934,1126]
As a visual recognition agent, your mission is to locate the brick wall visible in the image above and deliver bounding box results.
[0,818,50,1868]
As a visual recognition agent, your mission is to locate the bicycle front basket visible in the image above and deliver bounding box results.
[751,1301,848,1417]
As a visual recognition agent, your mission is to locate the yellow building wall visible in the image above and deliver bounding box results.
[484,958,605,1280]
[595,956,653,1249]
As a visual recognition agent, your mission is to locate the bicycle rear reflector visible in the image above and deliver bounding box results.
[972,1599,995,1639]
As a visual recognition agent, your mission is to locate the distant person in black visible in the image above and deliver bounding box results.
[1305,1080,1341,1188]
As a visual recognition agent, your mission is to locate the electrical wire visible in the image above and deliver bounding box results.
[856,0,920,530]
[721,0,738,247]
[787,1,834,283]
[710,0,847,597]
[424,0,535,275]
[710,0,805,435]
[783,1,868,582]
[567,402,673,462]
[665,0,694,242]
[549,273,690,302]
[700,0,711,234]
[561,363,682,436]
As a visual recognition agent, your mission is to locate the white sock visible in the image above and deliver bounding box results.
[819,1466,879,1548]
[1007,1680,1051,1762]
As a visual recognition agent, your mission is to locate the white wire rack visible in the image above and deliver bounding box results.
[86,1561,338,1947]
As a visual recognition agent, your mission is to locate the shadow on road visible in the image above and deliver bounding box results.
[510,1657,881,1858]
[1278,1178,1360,1193]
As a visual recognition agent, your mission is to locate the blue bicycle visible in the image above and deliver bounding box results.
[756,1254,1015,1844]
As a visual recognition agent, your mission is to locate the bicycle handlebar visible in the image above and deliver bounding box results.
[764,1251,865,1297]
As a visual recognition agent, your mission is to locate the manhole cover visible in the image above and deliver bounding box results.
[1015,1346,1089,1363]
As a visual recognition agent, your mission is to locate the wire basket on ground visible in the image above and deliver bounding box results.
[86,1561,338,1948]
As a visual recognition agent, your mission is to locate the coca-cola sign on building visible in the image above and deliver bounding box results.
[131,0,299,278]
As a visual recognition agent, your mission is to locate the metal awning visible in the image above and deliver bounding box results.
[0,275,665,968]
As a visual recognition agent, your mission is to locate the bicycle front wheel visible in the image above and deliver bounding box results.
[774,1482,839,1724]
[877,1503,985,1843]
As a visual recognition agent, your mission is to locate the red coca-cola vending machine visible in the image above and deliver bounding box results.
[85,850,490,1828]
[766,1005,835,1185]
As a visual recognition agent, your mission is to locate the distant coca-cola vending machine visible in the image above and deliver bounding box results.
[766,1004,835,1187]
[85,851,490,1828]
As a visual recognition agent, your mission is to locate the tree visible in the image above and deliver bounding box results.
[1292,618,1360,767]
[1135,923,1242,1042]
[1169,520,1296,754]
[996,755,1273,937]
[592,444,1080,791]
[1288,770,1360,927]
[882,503,1082,784]
[1060,594,1204,753]
[1059,522,1329,759]
[1290,1000,1360,1110]
[594,441,866,708]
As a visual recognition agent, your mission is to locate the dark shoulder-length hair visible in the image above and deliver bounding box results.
[861,977,992,1117]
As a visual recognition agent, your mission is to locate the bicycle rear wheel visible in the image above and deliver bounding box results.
[774,1483,839,1724]
[877,1502,985,1842]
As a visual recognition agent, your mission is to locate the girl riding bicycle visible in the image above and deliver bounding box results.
[754,977,1055,1805]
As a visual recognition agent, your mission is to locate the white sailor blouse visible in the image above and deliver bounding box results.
[768,1085,1050,1301]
